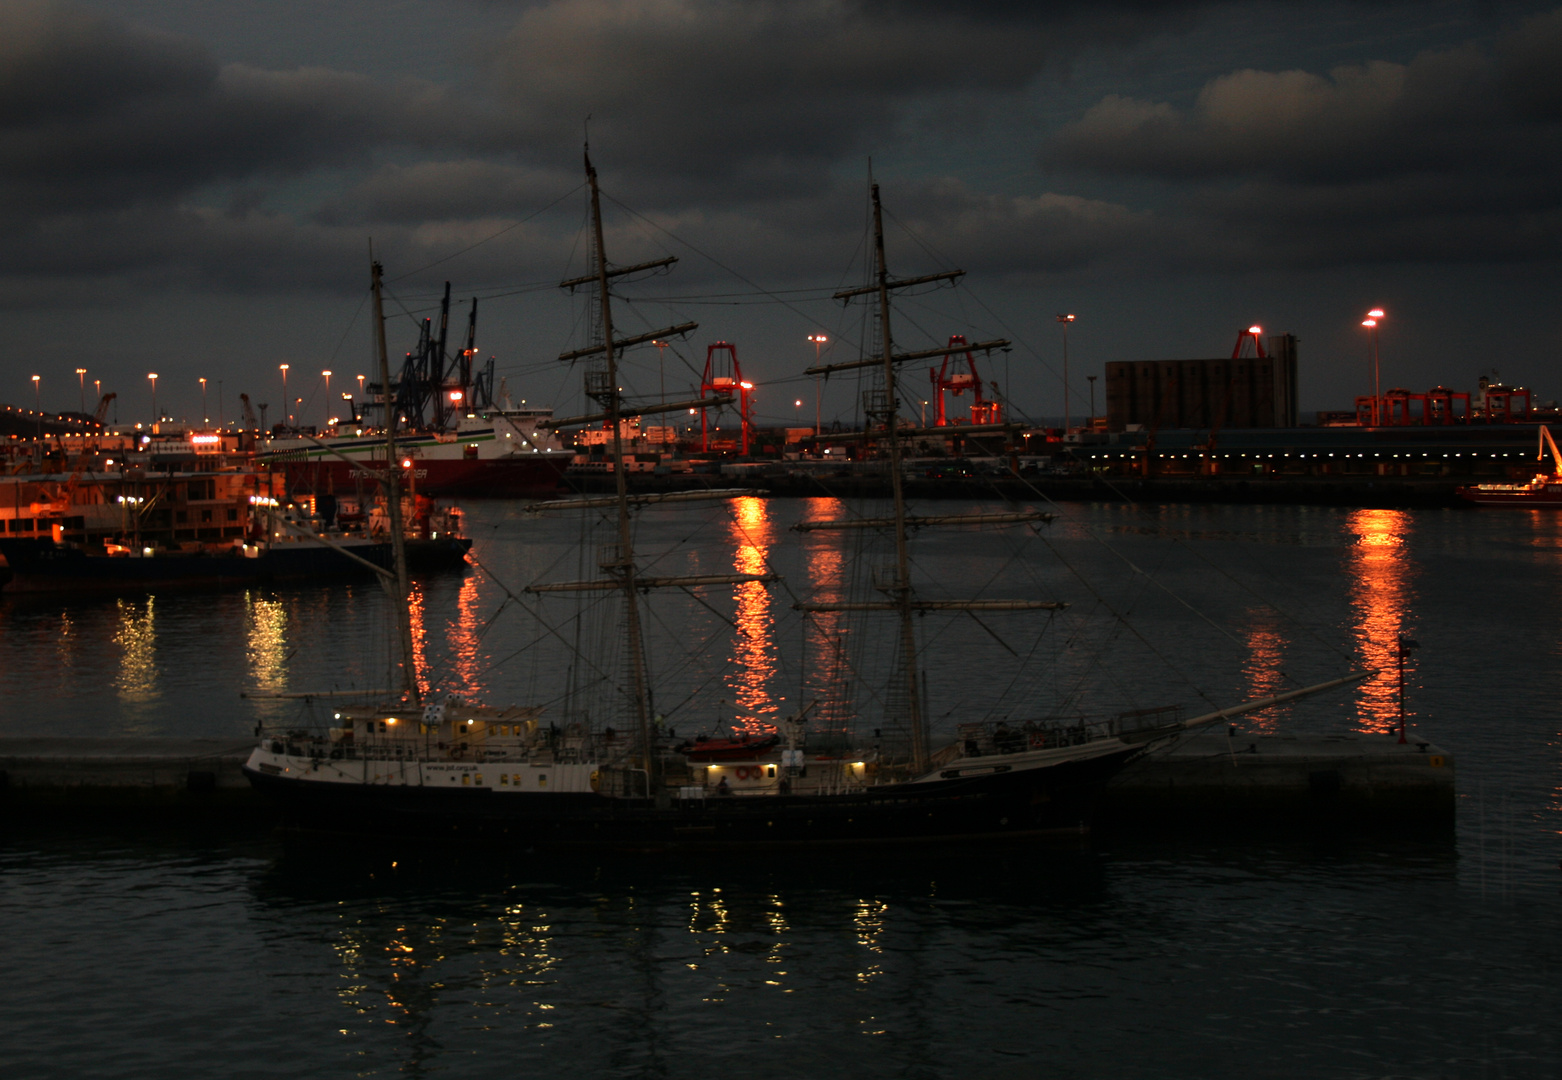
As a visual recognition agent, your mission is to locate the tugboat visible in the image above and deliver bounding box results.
[242,158,1372,849]
[1456,426,1562,507]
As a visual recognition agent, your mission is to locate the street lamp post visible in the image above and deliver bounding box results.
[148,373,158,429]
[279,364,290,428]
[31,375,41,438]
[322,370,332,428]
[1087,375,1097,426]
[652,340,668,404]
[199,377,208,424]
[1056,314,1075,433]
[1362,309,1384,425]
[808,334,827,437]
[76,368,87,414]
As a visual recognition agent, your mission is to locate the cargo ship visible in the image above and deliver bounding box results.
[260,399,569,500]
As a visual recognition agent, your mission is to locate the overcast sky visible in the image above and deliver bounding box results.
[5,0,1561,427]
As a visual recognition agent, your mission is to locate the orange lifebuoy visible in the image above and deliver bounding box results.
[735,765,751,780]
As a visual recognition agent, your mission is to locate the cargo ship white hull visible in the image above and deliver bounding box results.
[262,408,568,499]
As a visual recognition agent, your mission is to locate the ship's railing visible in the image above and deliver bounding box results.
[952,705,1184,757]
[596,767,649,799]
[263,736,585,765]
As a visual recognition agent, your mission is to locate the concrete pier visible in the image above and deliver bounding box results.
[0,733,1455,827]
[0,737,259,816]
[1101,731,1455,827]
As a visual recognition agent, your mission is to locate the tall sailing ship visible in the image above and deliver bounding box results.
[242,156,1370,848]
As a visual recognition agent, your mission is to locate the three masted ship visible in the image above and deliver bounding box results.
[243,154,1367,849]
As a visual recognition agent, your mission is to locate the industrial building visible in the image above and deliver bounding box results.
[1106,333,1299,431]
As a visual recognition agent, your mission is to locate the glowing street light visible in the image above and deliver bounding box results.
[808,334,828,436]
[278,364,290,427]
[31,375,40,438]
[321,370,332,428]
[199,377,208,423]
[1362,309,1384,426]
[76,368,87,414]
[1056,314,1076,433]
[148,373,158,428]
[356,373,366,396]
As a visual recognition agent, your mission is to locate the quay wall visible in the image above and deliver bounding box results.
[0,735,1455,829]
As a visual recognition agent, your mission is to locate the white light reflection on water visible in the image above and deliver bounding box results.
[244,592,288,695]
[112,596,158,705]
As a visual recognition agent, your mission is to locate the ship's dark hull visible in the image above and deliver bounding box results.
[403,535,473,570]
[0,537,392,593]
[243,745,1143,851]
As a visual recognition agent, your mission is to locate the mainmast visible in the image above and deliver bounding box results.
[585,150,657,785]
[371,257,420,706]
[868,183,928,774]
[796,183,1041,775]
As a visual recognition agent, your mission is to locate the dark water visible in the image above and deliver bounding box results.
[2,500,1559,1078]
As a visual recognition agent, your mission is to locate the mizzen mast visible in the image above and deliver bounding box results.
[371,256,421,705]
[583,149,655,785]
[867,184,931,773]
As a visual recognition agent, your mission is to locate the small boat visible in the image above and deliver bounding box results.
[678,732,780,761]
[1456,426,1562,507]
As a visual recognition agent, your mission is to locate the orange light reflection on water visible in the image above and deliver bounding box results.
[447,573,487,699]
[1346,508,1415,732]
[407,581,428,697]
[727,496,779,732]
[798,498,852,732]
[1241,611,1288,733]
[403,576,487,700]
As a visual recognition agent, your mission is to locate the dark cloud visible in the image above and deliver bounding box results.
[1046,47,1504,183]
[4,0,1557,311]
[1038,6,1562,269]
[0,0,463,217]
[479,0,1195,199]
[320,161,577,225]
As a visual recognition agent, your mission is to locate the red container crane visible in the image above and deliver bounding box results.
[699,341,753,454]
[929,335,1001,426]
